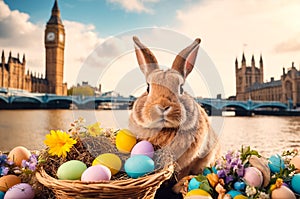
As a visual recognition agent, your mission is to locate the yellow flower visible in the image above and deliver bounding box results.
[87,122,103,137]
[44,130,77,158]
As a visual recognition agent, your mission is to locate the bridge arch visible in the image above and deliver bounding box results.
[11,96,43,104]
[252,103,287,110]
[0,96,9,104]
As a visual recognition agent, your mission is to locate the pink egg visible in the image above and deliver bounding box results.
[131,141,154,158]
[243,167,263,187]
[290,156,300,173]
[272,185,296,199]
[4,183,35,199]
[81,165,111,182]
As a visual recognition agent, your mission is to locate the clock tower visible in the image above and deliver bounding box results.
[45,0,66,95]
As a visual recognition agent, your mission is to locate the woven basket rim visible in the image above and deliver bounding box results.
[36,163,174,193]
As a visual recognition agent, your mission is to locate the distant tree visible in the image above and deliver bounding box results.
[67,86,94,96]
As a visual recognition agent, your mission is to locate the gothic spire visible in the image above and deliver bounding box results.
[259,54,263,64]
[1,50,4,58]
[242,52,246,63]
[47,0,62,25]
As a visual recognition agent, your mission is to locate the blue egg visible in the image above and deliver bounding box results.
[0,191,4,199]
[234,181,246,191]
[268,154,285,173]
[124,155,155,178]
[227,190,242,198]
[291,173,300,194]
[203,167,217,176]
[188,177,202,192]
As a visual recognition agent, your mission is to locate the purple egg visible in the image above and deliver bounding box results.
[131,141,154,158]
[81,165,111,182]
[243,167,263,187]
[4,183,35,199]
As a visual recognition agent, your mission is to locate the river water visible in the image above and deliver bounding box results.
[0,110,300,157]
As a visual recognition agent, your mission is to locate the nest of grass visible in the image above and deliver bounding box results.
[35,131,174,199]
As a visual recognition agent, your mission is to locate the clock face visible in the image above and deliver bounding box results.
[47,32,55,41]
[59,33,64,42]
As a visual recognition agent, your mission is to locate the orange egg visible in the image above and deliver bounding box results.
[271,186,296,199]
[0,175,21,192]
[8,146,31,166]
[290,156,300,173]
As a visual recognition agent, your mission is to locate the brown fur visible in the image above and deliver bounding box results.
[129,37,220,182]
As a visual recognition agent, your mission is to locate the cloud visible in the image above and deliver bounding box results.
[273,34,300,53]
[106,0,159,13]
[0,1,102,86]
[174,0,300,96]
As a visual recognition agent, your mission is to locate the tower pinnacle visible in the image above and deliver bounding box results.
[47,0,62,25]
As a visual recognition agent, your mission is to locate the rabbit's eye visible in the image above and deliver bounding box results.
[147,83,150,93]
[180,85,184,94]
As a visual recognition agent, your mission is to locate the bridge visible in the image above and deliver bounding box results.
[0,89,292,115]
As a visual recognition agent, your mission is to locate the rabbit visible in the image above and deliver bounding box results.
[128,36,220,181]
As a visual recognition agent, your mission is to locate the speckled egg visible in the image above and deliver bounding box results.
[57,160,87,180]
[290,156,300,173]
[92,153,122,175]
[185,189,212,198]
[7,146,31,166]
[4,183,35,199]
[291,173,300,194]
[188,177,202,192]
[271,185,296,199]
[243,167,263,187]
[0,175,21,192]
[131,140,154,158]
[268,154,285,173]
[115,129,137,153]
[124,155,154,178]
[81,165,111,182]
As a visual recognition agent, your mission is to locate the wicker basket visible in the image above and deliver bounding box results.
[36,164,174,199]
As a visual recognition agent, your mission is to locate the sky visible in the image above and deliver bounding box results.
[1,0,300,98]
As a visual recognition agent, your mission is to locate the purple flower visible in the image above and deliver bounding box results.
[0,154,8,165]
[218,169,226,178]
[0,166,9,176]
[21,154,38,172]
[225,175,234,184]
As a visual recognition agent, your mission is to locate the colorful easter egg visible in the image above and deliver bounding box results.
[290,156,300,173]
[81,165,111,182]
[0,191,4,199]
[4,183,35,199]
[233,195,248,199]
[202,167,217,176]
[0,175,21,192]
[131,140,154,158]
[243,167,263,187]
[233,181,246,191]
[7,146,31,166]
[227,190,242,198]
[92,153,122,175]
[185,189,212,198]
[115,129,137,153]
[268,154,285,173]
[124,155,154,178]
[291,173,300,194]
[188,177,202,192]
[57,160,87,180]
[271,185,296,199]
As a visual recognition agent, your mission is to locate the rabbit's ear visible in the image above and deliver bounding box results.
[172,38,201,79]
[133,36,159,78]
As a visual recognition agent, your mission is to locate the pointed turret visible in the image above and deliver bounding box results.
[251,54,255,67]
[259,54,264,83]
[47,0,62,25]
[8,51,12,62]
[259,54,263,65]
[241,52,246,69]
[22,54,26,63]
[235,57,238,70]
[1,50,5,63]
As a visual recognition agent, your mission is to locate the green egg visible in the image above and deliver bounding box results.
[57,160,87,180]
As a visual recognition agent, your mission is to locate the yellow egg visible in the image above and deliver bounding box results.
[290,156,300,173]
[92,153,122,175]
[185,189,212,199]
[271,186,296,199]
[0,175,21,192]
[8,146,31,166]
[234,195,248,199]
[115,129,137,153]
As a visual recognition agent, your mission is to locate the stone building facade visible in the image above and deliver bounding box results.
[235,53,300,108]
[0,0,67,95]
